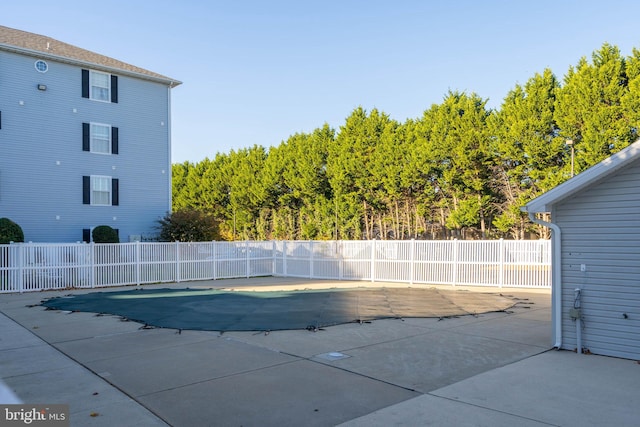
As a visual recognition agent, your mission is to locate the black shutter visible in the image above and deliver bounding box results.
[82,228,91,243]
[82,69,89,98]
[112,178,119,206]
[111,127,119,154]
[0,111,2,129]
[111,75,118,103]
[83,176,90,204]
[82,123,90,151]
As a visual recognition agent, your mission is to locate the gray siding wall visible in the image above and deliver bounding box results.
[555,160,640,359]
[0,50,171,242]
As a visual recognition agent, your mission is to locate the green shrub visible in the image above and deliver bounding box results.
[92,225,119,243]
[0,218,24,244]
[157,209,220,242]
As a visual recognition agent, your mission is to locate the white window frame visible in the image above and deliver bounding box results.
[90,122,112,154]
[34,60,48,73]
[90,70,111,102]
[91,175,112,206]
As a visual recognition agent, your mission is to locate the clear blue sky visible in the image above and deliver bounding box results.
[4,1,640,163]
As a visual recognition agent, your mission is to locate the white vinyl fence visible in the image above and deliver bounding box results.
[0,239,550,293]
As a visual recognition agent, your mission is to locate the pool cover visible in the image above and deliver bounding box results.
[40,287,519,332]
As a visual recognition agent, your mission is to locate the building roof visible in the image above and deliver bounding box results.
[523,138,640,213]
[0,25,181,87]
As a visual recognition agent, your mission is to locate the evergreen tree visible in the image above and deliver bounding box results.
[171,161,193,211]
[170,41,640,241]
[327,107,397,239]
[555,43,634,173]
[429,91,493,238]
[489,69,564,238]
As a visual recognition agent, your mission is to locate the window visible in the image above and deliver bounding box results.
[90,71,110,102]
[34,60,48,73]
[83,176,119,206]
[82,123,119,154]
[92,176,111,205]
[91,123,110,154]
[82,69,118,103]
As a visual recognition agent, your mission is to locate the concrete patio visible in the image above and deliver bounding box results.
[1,278,638,426]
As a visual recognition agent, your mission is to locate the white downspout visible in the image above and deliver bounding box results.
[167,84,173,214]
[528,212,563,349]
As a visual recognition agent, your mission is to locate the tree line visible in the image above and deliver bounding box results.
[172,43,640,241]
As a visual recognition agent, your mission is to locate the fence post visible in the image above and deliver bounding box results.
[15,243,24,293]
[370,239,376,282]
[174,241,180,283]
[212,241,217,280]
[452,239,459,286]
[271,240,276,276]
[309,240,313,278]
[135,241,141,286]
[89,242,96,288]
[409,239,415,285]
[499,238,505,288]
[283,241,288,277]
[337,240,343,280]
[245,240,250,278]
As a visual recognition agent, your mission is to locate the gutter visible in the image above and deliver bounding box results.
[527,211,562,349]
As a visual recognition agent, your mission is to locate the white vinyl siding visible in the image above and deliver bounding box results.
[555,160,640,360]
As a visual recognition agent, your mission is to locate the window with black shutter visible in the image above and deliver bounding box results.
[83,176,118,206]
[83,123,118,154]
[83,69,117,103]
[82,228,91,243]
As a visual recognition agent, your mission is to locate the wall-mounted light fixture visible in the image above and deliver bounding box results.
[37,84,47,91]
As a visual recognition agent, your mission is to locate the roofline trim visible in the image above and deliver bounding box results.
[523,138,640,213]
[0,43,182,88]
